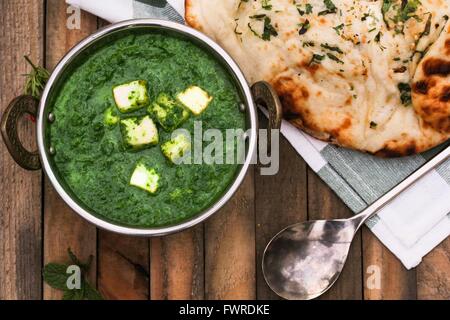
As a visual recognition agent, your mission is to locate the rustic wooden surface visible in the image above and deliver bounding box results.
[0,0,43,300]
[43,0,99,300]
[0,0,449,300]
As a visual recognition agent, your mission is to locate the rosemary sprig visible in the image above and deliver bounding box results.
[23,55,49,99]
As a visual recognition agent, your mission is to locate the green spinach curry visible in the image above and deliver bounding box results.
[50,32,246,227]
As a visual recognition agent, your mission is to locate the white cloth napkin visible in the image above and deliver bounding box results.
[66,0,450,269]
[66,0,184,22]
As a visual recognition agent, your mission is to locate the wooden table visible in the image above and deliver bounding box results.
[1,0,449,300]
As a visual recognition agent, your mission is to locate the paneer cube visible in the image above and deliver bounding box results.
[161,133,191,164]
[148,93,189,131]
[113,80,149,113]
[176,86,213,115]
[120,115,159,150]
[130,163,159,194]
[104,107,119,126]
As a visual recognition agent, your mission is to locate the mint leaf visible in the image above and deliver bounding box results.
[43,248,104,300]
[67,248,93,271]
[84,283,103,300]
[62,288,85,300]
[43,263,70,290]
[62,282,102,300]
[68,248,82,266]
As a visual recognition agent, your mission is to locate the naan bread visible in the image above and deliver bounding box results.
[186,0,450,156]
[412,21,450,133]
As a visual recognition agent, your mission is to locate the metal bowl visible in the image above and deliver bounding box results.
[1,19,282,236]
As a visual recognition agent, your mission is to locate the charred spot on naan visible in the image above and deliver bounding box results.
[445,39,450,55]
[375,140,418,157]
[185,0,204,32]
[375,127,449,157]
[375,147,416,158]
[440,86,450,102]
[413,78,450,133]
[344,96,353,106]
[272,76,356,146]
[422,58,450,77]
[328,118,354,147]
[413,32,450,134]
[272,76,329,136]
[299,60,321,76]
[412,79,432,95]
[272,77,312,119]
[272,77,310,106]
[437,117,450,132]
[420,104,450,132]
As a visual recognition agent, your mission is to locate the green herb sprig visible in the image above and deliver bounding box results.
[326,52,344,64]
[23,55,49,99]
[43,248,103,300]
[398,82,412,105]
[249,16,278,41]
[309,54,326,66]
[262,0,272,10]
[382,0,422,34]
[262,16,278,40]
[298,19,311,35]
[333,23,345,35]
[318,0,337,16]
[297,3,313,16]
[320,43,343,54]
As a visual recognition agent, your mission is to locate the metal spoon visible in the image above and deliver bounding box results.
[262,145,450,300]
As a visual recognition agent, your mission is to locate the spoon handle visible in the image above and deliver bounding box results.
[351,145,450,230]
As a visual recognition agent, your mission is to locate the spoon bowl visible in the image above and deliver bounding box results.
[262,218,358,300]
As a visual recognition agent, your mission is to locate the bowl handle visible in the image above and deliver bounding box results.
[251,81,283,151]
[1,95,41,170]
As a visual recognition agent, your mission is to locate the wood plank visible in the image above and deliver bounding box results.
[150,226,204,300]
[417,238,450,299]
[308,171,363,300]
[0,0,44,300]
[205,170,255,300]
[98,232,150,300]
[94,18,151,301]
[362,230,417,299]
[43,0,98,300]
[254,131,308,299]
